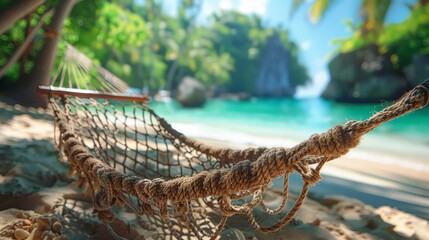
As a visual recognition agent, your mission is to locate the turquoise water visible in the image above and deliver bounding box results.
[148,98,429,144]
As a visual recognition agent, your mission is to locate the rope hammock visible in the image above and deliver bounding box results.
[38,44,429,239]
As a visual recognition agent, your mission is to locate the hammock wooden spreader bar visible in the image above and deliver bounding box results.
[37,86,151,103]
[46,80,429,239]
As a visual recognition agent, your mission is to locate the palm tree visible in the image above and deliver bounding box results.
[290,0,392,37]
[21,0,77,107]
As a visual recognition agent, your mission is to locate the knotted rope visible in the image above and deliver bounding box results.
[49,81,428,239]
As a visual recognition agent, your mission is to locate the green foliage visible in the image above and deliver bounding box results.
[292,0,392,57]
[208,11,268,93]
[61,2,151,87]
[0,2,52,84]
[379,4,429,68]
[1,0,309,97]
[332,4,429,71]
[290,0,332,23]
[207,11,309,94]
[64,2,149,50]
[97,3,148,49]
[308,0,332,23]
[330,20,368,54]
[176,27,234,86]
[277,30,310,88]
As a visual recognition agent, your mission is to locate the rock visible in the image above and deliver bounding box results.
[323,44,411,102]
[23,228,38,240]
[218,92,252,101]
[255,33,295,97]
[321,196,351,208]
[176,76,207,108]
[405,54,429,87]
[14,229,30,240]
[376,206,429,239]
[331,200,371,230]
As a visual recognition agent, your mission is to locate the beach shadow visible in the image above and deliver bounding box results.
[0,137,70,198]
[0,101,52,123]
[304,174,429,219]
[269,165,429,220]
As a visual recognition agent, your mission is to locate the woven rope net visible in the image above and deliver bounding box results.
[41,44,429,239]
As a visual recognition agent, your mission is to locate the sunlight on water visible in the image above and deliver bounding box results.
[142,98,429,171]
[148,98,429,143]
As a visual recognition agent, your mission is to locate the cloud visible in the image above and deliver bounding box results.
[198,0,269,24]
[219,0,234,10]
[199,0,234,23]
[300,40,312,50]
[295,70,330,98]
[237,0,269,16]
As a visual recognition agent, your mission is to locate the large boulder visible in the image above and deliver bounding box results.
[176,76,207,108]
[323,45,411,102]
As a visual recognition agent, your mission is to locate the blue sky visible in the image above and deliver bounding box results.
[162,0,415,97]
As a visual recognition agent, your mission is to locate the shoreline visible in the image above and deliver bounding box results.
[172,121,429,173]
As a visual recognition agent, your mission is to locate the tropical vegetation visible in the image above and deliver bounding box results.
[0,0,309,106]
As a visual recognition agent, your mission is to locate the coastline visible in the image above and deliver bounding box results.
[171,120,429,172]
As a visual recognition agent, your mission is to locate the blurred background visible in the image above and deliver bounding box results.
[1,0,428,101]
[0,0,428,151]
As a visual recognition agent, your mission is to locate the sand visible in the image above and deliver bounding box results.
[0,100,428,240]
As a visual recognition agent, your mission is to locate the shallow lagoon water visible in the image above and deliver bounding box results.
[147,98,429,171]
[149,98,429,141]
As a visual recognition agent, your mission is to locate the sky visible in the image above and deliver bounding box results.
[161,0,416,97]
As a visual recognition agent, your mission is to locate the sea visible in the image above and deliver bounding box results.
[148,97,429,172]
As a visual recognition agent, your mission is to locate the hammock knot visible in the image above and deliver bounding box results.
[140,202,153,215]
[301,168,322,186]
[405,83,429,109]
[73,153,91,172]
[94,190,112,211]
[157,200,169,218]
[149,178,167,199]
[135,179,152,202]
[121,176,140,195]
[218,196,246,217]
[97,210,114,222]
[309,124,360,157]
[174,201,189,215]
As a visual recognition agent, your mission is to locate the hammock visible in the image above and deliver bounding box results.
[38,44,429,239]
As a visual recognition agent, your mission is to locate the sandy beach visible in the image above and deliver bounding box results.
[0,100,428,240]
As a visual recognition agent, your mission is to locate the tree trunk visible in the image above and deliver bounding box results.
[0,9,53,78]
[23,0,77,107]
[20,14,33,76]
[0,0,45,35]
[419,0,429,6]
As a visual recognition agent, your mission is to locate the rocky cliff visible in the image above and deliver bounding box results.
[323,45,411,103]
[255,34,295,97]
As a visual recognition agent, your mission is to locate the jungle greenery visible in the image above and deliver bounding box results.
[293,0,429,70]
[0,0,310,96]
[1,0,428,97]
